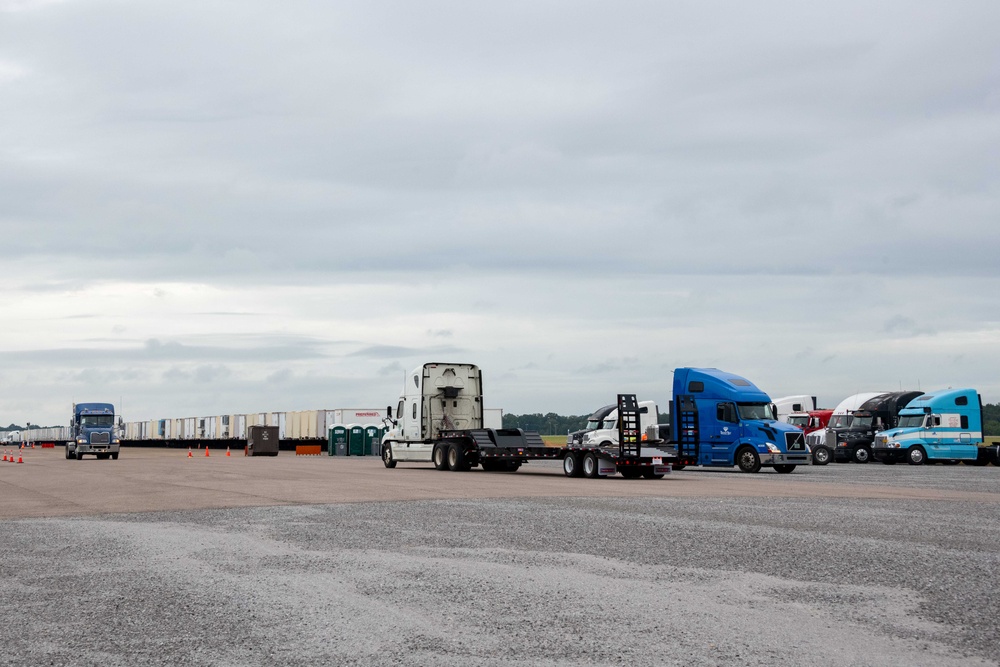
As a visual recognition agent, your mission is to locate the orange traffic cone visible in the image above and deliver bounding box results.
[204,444,210,457]
[225,446,231,457]
[187,447,193,458]
[16,451,23,464]
[2,451,7,462]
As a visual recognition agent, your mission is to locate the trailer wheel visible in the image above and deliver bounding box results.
[504,461,521,472]
[433,444,448,470]
[382,444,396,468]
[854,446,872,464]
[735,447,761,473]
[563,452,583,477]
[447,442,470,471]
[582,452,603,478]
[773,464,796,474]
[906,446,926,465]
[812,446,831,465]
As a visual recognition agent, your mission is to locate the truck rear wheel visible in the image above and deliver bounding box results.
[433,445,448,470]
[563,452,582,477]
[735,447,761,473]
[447,442,470,471]
[582,452,604,478]
[854,446,871,464]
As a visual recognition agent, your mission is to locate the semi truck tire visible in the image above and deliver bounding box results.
[111,452,119,460]
[447,442,470,471]
[433,445,448,470]
[562,452,582,477]
[65,446,73,460]
[812,446,831,465]
[906,446,926,465]
[76,450,84,460]
[854,446,872,464]
[382,445,396,468]
[736,447,761,473]
[773,465,796,474]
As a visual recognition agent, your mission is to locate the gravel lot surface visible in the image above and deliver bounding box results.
[1,450,998,666]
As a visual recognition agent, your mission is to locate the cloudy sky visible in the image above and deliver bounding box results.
[2,0,998,427]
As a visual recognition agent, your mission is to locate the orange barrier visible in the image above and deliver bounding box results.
[295,445,322,456]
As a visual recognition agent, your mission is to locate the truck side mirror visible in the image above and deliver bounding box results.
[386,405,393,419]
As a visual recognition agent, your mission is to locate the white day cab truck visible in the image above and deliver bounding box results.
[380,363,676,479]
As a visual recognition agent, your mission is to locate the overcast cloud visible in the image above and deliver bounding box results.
[2,0,999,426]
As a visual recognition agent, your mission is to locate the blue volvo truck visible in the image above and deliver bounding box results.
[65,402,120,460]
[671,368,810,473]
[872,389,1000,466]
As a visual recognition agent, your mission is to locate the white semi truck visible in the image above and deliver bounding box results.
[380,362,675,479]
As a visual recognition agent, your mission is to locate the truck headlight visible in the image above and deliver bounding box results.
[77,437,86,444]
[765,442,780,453]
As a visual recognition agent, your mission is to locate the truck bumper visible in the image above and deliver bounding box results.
[872,447,905,463]
[761,452,812,466]
[73,444,121,455]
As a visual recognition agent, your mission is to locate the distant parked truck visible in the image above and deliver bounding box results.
[671,368,810,473]
[772,395,817,423]
[66,403,120,460]
[566,404,616,445]
[787,409,834,464]
[577,400,660,448]
[826,391,923,464]
[808,392,887,464]
[872,389,1000,466]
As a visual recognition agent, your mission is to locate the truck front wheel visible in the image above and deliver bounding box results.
[65,446,73,460]
[75,450,84,460]
[562,452,582,477]
[111,452,119,460]
[854,446,872,464]
[382,444,396,468]
[907,446,926,465]
[812,446,831,465]
[736,447,761,473]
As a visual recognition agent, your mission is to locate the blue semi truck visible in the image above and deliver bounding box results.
[872,389,1000,466]
[671,368,811,473]
[65,402,120,460]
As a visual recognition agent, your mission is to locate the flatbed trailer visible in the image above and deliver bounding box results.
[384,391,676,479]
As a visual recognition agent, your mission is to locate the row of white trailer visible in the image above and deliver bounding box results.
[6,407,505,445]
[122,408,390,442]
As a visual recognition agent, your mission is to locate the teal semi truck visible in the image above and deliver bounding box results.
[671,368,811,473]
[65,402,120,460]
[872,389,1000,465]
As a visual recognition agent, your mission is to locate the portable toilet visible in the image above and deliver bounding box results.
[347,424,365,456]
[363,424,381,457]
[328,424,348,456]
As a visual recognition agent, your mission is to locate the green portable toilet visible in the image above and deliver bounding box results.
[363,424,381,457]
[328,425,348,456]
[347,424,365,456]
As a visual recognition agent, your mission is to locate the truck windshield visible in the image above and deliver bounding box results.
[737,403,775,421]
[829,415,851,428]
[585,419,603,430]
[896,415,926,428]
[787,415,809,427]
[81,415,114,428]
[852,415,873,428]
[601,419,617,430]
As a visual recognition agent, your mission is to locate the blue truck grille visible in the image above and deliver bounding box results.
[90,432,110,445]
[784,431,805,451]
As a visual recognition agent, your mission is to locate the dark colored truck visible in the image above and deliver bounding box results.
[827,391,923,463]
